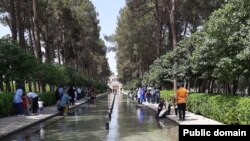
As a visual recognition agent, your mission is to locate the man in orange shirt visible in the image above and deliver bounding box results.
[175,84,188,120]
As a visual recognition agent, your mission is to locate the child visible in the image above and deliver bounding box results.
[22,93,30,115]
[38,97,44,115]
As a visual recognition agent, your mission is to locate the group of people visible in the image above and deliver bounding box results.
[56,85,96,115]
[133,86,161,105]
[13,86,44,117]
[155,84,189,121]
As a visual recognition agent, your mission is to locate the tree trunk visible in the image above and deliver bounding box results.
[198,80,202,93]
[170,0,178,91]
[0,80,3,92]
[248,84,250,96]
[11,81,15,92]
[38,82,41,93]
[32,0,42,62]
[62,25,66,64]
[49,85,53,92]
[57,32,61,64]
[28,82,32,92]
[187,79,190,90]
[9,0,17,41]
[34,82,38,92]
[209,80,214,93]
[42,81,46,93]
[16,0,26,50]
[224,83,227,94]
[41,28,51,63]
[226,84,231,94]
[168,23,173,51]
[5,80,11,93]
[154,0,163,57]
[232,76,240,95]
[28,17,35,55]
[194,78,197,92]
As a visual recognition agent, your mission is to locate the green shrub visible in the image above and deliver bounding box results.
[0,93,15,117]
[236,97,250,125]
[160,90,174,101]
[37,91,57,107]
[187,93,250,125]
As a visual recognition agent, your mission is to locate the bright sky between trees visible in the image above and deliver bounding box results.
[0,0,126,75]
[91,0,125,75]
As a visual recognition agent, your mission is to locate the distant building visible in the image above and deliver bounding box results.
[107,74,122,93]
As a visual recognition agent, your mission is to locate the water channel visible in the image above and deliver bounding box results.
[2,93,178,141]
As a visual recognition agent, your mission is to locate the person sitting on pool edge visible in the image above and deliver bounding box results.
[155,98,166,118]
[57,90,71,115]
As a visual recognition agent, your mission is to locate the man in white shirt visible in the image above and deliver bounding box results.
[26,92,39,115]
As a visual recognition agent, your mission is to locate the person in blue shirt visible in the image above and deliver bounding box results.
[13,86,24,116]
[55,85,64,101]
[57,91,71,115]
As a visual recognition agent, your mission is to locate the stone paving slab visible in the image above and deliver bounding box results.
[142,102,224,125]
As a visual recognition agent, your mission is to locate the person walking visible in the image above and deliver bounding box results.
[175,84,188,120]
[26,92,39,115]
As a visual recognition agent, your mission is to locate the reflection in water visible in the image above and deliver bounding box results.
[40,128,45,140]
[137,107,144,124]
[106,94,119,141]
[1,93,178,141]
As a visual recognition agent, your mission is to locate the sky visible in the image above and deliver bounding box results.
[91,0,125,75]
[0,24,11,37]
[0,0,126,75]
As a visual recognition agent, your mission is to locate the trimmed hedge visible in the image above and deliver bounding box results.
[0,93,15,117]
[37,92,57,107]
[187,93,250,125]
[160,90,250,125]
